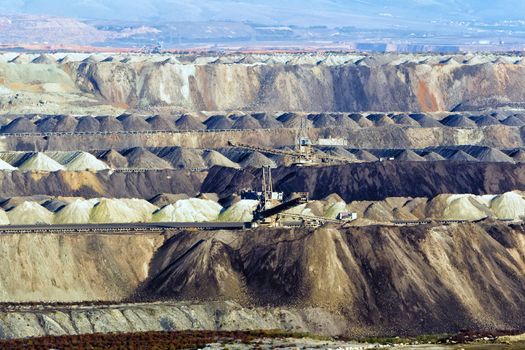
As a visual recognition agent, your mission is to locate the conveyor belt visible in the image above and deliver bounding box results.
[228,140,354,163]
[256,196,309,220]
[0,222,250,234]
[277,212,342,224]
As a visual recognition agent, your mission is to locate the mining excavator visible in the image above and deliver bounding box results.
[243,166,357,227]
[228,115,356,166]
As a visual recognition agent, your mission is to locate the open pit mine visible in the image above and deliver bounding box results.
[1,52,525,348]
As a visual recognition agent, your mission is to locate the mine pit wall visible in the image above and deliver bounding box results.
[204,162,525,202]
[0,128,300,152]
[0,223,524,337]
[0,169,206,198]
[0,233,165,303]
[0,126,522,152]
[72,61,525,112]
[1,161,525,199]
[0,302,346,340]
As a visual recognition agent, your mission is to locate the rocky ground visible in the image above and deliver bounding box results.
[0,222,523,338]
[0,52,525,342]
[1,52,525,114]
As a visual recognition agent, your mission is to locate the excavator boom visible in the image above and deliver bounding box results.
[227,140,355,164]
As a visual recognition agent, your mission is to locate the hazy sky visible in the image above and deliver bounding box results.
[0,0,523,26]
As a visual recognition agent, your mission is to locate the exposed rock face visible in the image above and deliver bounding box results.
[203,162,525,201]
[0,233,164,302]
[137,224,525,335]
[1,161,525,200]
[0,301,346,340]
[0,170,205,198]
[0,124,522,152]
[3,55,525,114]
[72,59,525,112]
[0,223,524,336]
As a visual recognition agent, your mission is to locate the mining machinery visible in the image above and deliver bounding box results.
[228,139,353,165]
[228,115,355,165]
[243,166,356,227]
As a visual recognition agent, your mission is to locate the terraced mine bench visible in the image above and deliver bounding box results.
[392,220,433,226]
[0,128,278,137]
[0,222,250,234]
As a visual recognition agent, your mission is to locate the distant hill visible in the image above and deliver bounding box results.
[1,0,524,27]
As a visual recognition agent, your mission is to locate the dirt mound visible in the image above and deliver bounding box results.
[203,162,525,202]
[32,54,56,64]
[363,202,395,222]
[60,152,110,171]
[440,114,477,127]
[98,149,128,168]
[423,151,446,161]
[448,150,478,161]
[392,206,419,220]
[17,152,65,172]
[149,193,189,207]
[36,115,78,133]
[391,114,420,127]
[253,114,284,128]
[57,55,73,64]
[511,150,525,163]
[475,148,515,163]
[54,199,97,224]
[175,114,205,131]
[501,116,525,126]
[1,117,36,133]
[152,198,222,222]
[369,114,395,127]
[89,198,143,223]
[96,116,124,132]
[231,115,262,129]
[146,115,176,131]
[138,223,525,334]
[156,148,206,169]
[0,209,9,225]
[396,149,426,161]
[409,113,443,127]
[470,115,501,126]
[75,116,100,132]
[490,192,525,219]
[218,199,258,221]
[348,113,374,127]
[333,114,360,129]
[240,152,277,168]
[41,198,69,212]
[122,147,173,169]
[121,198,159,222]
[117,114,151,131]
[276,113,311,128]
[204,115,234,130]
[354,150,378,161]
[309,114,335,128]
[202,150,240,169]
[320,147,358,160]
[9,54,32,64]
[6,201,53,224]
[0,170,205,198]
[427,194,489,220]
[82,55,99,64]
[0,159,16,171]
[140,232,245,301]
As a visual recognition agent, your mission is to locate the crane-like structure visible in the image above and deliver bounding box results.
[229,115,356,165]
[245,166,356,227]
[227,140,354,165]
